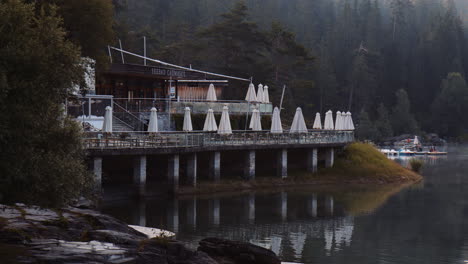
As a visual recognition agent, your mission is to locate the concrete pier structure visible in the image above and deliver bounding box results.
[244,150,256,180]
[209,152,221,182]
[93,157,102,188]
[133,156,147,196]
[168,155,180,191]
[186,153,197,187]
[277,149,288,178]
[307,149,318,173]
[325,148,335,168]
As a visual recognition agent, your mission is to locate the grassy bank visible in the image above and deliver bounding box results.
[177,143,422,196]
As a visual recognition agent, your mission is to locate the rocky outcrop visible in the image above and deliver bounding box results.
[0,204,280,264]
[199,237,281,264]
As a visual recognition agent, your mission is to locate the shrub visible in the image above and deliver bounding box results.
[409,159,424,173]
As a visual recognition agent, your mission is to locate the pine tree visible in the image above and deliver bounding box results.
[391,89,418,135]
[375,103,393,140]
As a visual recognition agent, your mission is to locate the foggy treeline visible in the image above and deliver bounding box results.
[113,0,468,139]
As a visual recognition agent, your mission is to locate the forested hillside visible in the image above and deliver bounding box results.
[113,0,468,139]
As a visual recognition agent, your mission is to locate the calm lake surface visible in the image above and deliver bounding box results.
[101,145,468,264]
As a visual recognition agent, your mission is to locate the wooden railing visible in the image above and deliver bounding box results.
[83,130,354,150]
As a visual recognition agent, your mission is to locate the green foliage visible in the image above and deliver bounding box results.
[356,109,377,141]
[391,89,418,135]
[0,0,93,207]
[409,158,424,173]
[431,72,468,137]
[29,0,116,65]
[375,103,393,140]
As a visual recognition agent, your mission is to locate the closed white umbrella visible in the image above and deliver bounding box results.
[270,107,283,134]
[347,111,355,130]
[249,108,262,131]
[183,107,193,131]
[414,135,420,145]
[206,83,217,101]
[324,110,334,130]
[263,85,270,103]
[290,107,308,133]
[257,84,264,103]
[342,112,349,130]
[218,104,232,135]
[335,111,342,130]
[313,112,322,129]
[203,108,218,132]
[148,107,158,133]
[102,106,113,133]
[245,83,257,102]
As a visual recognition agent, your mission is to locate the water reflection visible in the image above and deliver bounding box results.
[101,147,468,264]
[102,186,403,263]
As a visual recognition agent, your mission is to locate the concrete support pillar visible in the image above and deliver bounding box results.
[187,198,197,229]
[307,149,318,173]
[93,157,103,188]
[277,149,288,178]
[307,194,318,217]
[133,156,147,196]
[186,153,197,187]
[209,152,221,182]
[244,150,256,180]
[167,200,179,233]
[168,155,180,191]
[325,148,335,168]
[280,192,287,221]
[325,196,334,216]
[209,198,220,226]
[245,193,255,224]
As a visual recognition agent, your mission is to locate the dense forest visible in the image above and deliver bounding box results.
[112,0,468,140]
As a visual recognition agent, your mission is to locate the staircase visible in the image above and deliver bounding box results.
[113,117,134,132]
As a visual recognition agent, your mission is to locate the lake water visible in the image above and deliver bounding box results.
[101,146,468,264]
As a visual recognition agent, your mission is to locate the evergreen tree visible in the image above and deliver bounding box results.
[375,103,393,140]
[431,72,468,137]
[392,89,418,135]
[0,0,92,207]
[356,109,377,140]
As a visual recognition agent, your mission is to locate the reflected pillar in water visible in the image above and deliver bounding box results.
[186,153,197,187]
[168,155,180,191]
[209,152,221,182]
[277,149,288,178]
[307,149,318,173]
[186,198,197,229]
[209,199,220,226]
[307,194,318,217]
[93,157,102,188]
[167,200,179,233]
[244,193,255,224]
[325,148,334,168]
[133,201,146,227]
[133,156,147,196]
[279,192,287,221]
[325,196,334,216]
[244,150,256,180]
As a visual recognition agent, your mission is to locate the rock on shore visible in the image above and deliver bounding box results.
[0,203,281,264]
